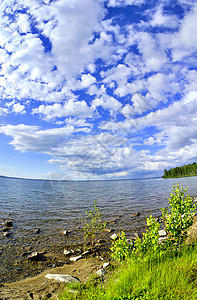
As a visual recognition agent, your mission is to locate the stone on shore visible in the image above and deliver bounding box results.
[97,268,106,276]
[44,274,79,283]
[159,230,167,237]
[110,233,118,240]
[69,255,82,262]
[103,262,110,268]
[104,228,112,233]
[63,249,71,256]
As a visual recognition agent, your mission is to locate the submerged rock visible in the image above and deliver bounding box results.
[44,274,79,283]
[27,252,40,261]
[4,219,13,227]
[3,232,11,237]
[130,212,140,218]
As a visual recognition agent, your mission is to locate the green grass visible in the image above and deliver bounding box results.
[59,242,197,300]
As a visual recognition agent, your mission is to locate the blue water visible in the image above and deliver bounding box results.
[1,176,197,236]
[0,176,197,282]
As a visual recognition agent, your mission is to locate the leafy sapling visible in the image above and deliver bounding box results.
[161,184,196,249]
[82,201,106,249]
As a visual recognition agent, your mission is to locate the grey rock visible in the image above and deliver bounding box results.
[159,230,167,237]
[44,274,79,283]
[103,262,110,268]
[97,268,106,276]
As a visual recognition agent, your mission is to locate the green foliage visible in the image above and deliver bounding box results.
[161,184,196,248]
[110,231,133,262]
[59,242,197,299]
[82,201,106,247]
[60,184,197,300]
[111,184,196,261]
[133,215,160,256]
[162,162,197,178]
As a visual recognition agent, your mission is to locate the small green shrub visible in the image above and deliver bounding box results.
[110,231,133,262]
[161,184,196,249]
[111,184,196,261]
[134,214,160,256]
[82,201,106,248]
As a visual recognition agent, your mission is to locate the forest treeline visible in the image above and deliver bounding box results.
[162,162,197,178]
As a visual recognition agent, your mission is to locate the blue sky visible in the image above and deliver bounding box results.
[0,0,197,180]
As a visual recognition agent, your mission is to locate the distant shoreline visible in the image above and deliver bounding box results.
[0,175,161,182]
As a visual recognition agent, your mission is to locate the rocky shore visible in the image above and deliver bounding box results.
[0,214,196,300]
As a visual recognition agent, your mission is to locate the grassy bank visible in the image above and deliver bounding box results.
[59,240,197,300]
[59,185,197,300]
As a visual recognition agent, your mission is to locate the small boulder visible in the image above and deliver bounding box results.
[44,274,79,283]
[33,228,40,234]
[62,230,68,236]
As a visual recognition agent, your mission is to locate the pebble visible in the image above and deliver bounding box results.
[97,268,106,276]
[104,228,112,233]
[69,255,82,262]
[110,233,118,240]
[64,249,71,256]
[103,262,110,268]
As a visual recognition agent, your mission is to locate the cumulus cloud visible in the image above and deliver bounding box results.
[32,100,93,120]
[0,0,196,179]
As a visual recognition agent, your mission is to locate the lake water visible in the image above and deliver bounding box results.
[0,176,197,282]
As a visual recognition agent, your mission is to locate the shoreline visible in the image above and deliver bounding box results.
[0,215,196,300]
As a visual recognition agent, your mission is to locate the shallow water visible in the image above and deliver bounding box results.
[0,176,197,282]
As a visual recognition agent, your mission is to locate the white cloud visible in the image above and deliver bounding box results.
[32,100,93,120]
[150,5,179,28]
[107,0,145,7]
[81,74,96,88]
[12,103,26,114]
[172,5,197,60]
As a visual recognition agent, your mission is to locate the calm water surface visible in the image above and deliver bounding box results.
[0,176,197,282]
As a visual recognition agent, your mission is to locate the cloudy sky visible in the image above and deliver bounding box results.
[0,0,197,180]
